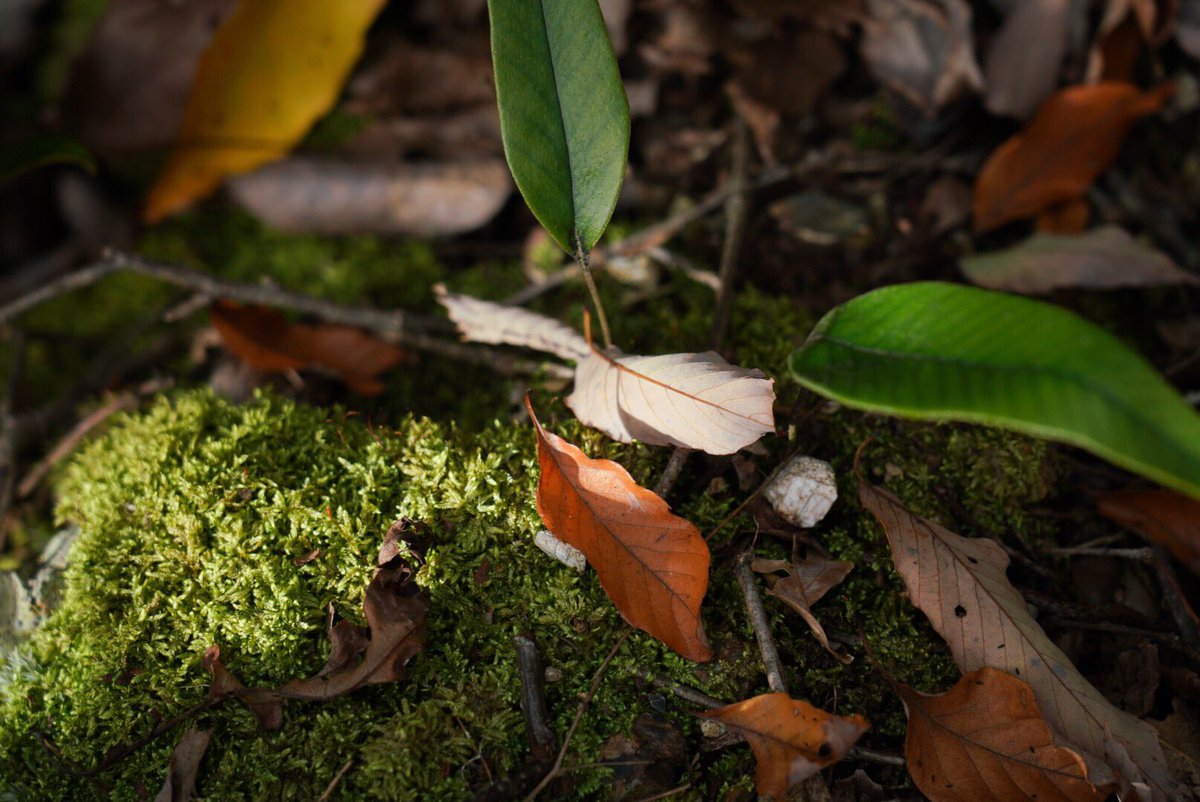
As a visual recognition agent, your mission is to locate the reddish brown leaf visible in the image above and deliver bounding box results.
[1035,198,1091,234]
[210,300,411,395]
[1098,488,1200,576]
[973,82,1173,232]
[752,556,854,663]
[527,397,712,661]
[701,693,868,800]
[901,668,1107,802]
[153,726,212,802]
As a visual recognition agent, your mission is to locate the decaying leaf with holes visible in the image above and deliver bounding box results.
[700,693,868,800]
[859,478,1181,797]
[527,396,711,661]
[900,667,1107,802]
[567,348,775,455]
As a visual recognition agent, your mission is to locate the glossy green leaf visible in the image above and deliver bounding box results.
[487,0,629,253]
[789,282,1200,499]
[0,134,95,182]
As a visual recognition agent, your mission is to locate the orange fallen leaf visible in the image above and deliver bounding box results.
[901,668,1107,802]
[1098,488,1200,577]
[210,300,410,395]
[701,693,868,800]
[973,82,1172,232]
[144,0,385,222]
[527,396,712,661]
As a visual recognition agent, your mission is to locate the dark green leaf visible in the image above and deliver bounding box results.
[0,133,95,182]
[789,282,1200,499]
[487,0,629,253]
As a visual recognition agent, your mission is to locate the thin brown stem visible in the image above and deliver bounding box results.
[317,759,355,802]
[735,551,788,695]
[575,241,613,350]
[653,448,690,499]
[513,633,558,764]
[709,118,751,353]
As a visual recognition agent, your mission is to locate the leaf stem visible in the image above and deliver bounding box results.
[574,239,613,350]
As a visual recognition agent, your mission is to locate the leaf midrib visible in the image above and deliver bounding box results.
[536,0,580,250]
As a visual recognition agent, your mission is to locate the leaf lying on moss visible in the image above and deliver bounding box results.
[154,727,212,802]
[434,284,589,361]
[700,693,868,800]
[752,556,854,664]
[210,300,412,395]
[859,478,1179,796]
[567,348,775,455]
[527,396,711,661]
[205,527,429,726]
[900,668,1106,802]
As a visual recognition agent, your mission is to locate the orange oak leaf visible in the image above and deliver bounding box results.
[1098,488,1200,577]
[210,300,410,395]
[973,82,1172,232]
[701,693,868,800]
[859,478,1180,797]
[901,668,1107,802]
[527,396,712,661]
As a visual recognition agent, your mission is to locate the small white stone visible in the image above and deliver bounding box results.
[700,719,726,739]
[534,529,587,572]
[763,456,838,528]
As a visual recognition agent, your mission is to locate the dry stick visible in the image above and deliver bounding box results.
[709,116,751,354]
[653,447,690,499]
[513,633,558,764]
[317,759,355,802]
[0,250,572,381]
[735,551,788,695]
[629,783,692,802]
[523,630,631,802]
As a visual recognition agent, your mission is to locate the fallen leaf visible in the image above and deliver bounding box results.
[64,0,237,158]
[527,397,712,661]
[599,714,687,801]
[700,693,868,799]
[154,727,212,802]
[1098,488,1200,576]
[227,158,512,236]
[1034,198,1091,234]
[434,285,590,361]
[1181,0,1200,59]
[859,479,1179,795]
[566,349,775,455]
[205,528,430,723]
[346,38,495,117]
[144,0,386,222]
[960,226,1198,294]
[753,555,854,663]
[973,82,1173,232]
[983,0,1073,119]
[859,0,984,114]
[210,301,411,395]
[900,668,1107,802]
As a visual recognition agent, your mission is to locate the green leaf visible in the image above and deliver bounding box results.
[0,133,95,182]
[789,282,1200,499]
[487,0,629,253]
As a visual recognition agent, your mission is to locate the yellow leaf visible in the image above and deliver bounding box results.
[143,0,385,223]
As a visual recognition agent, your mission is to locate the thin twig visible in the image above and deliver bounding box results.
[317,759,355,802]
[653,448,690,499]
[635,669,724,710]
[735,551,788,695]
[523,630,631,802]
[709,117,752,354]
[513,633,558,764]
[630,783,692,802]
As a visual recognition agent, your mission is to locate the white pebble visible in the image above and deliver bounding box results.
[764,456,838,528]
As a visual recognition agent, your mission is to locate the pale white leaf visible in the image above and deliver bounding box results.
[434,285,590,361]
[533,528,587,572]
[566,350,775,455]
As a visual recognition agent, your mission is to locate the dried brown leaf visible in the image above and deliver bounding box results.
[960,226,1198,294]
[900,668,1107,802]
[701,693,869,800]
[566,349,775,455]
[153,727,212,802]
[528,397,712,661]
[753,556,854,663]
[859,479,1180,796]
[984,0,1073,119]
[860,0,983,114]
[434,285,589,361]
[973,82,1173,232]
